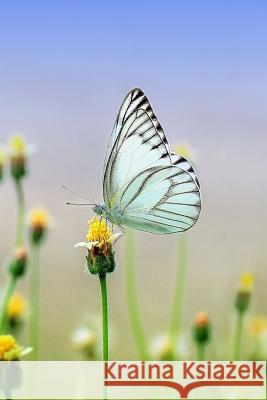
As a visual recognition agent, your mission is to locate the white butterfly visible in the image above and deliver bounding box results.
[93,88,201,234]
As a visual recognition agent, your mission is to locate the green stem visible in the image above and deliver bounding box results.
[15,180,25,247]
[169,234,187,357]
[196,342,205,361]
[125,229,149,360]
[29,244,41,360]
[0,275,17,333]
[99,274,109,361]
[234,311,244,360]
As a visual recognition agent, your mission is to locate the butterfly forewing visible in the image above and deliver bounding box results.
[103,88,201,234]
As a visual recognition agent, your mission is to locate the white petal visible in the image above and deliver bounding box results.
[109,232,123,245]
[21,347,33,357]
[74,242,88,248]
[74,241,99,250]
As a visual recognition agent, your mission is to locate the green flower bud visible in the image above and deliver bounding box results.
[8,247,28,278]
[86,247,116,277]
[193,312,211,344]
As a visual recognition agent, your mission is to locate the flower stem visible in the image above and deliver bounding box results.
[169,234,187,357]
[29,243,41,360]
[196,342,205,361]
[15,180,25,247]
[99,274,109,361]
[234,311,244,360]
[0,275,17,333]
[125,229,149,360]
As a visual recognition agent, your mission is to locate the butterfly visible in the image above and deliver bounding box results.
[93,88,201,234]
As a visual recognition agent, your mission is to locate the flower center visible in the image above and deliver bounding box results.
[87,217,111,243]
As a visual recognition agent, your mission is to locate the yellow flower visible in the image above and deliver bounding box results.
[9,134,26,157]
[75,217,122,276]
[28,208,51,244]
[87,217,111,243]
[7,293,26,320]
[0,335,31,361]
[0,146,6,167]
[249,315,267,337]
[174,142,195,161]
[29,208,50,230]
[239,273,254,294]
[75,217,122,251]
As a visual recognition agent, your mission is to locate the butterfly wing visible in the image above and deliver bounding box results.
[103,88,201,233]
[117,165,201,234]
[170,153,200,188]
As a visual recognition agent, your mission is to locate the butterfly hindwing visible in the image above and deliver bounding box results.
[118,165,200,234]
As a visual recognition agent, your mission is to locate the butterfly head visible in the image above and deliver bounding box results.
[93,203,107,217]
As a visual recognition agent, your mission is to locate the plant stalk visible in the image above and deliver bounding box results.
[169,234,187,356]
[234,311,244,360]
[29,244,41,360]
[15,180,25,247]
[0,275,17,333]
[125,229,149,360]
[99,274,109,361]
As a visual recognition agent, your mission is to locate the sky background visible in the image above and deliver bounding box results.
[0,1,266,359]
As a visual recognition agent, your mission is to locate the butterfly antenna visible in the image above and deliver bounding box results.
[62,185,96,205]
[66,202,94,206]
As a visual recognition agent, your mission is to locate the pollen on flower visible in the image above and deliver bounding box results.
[8,293,26,319]
[0,335,20,360]
[87,217,111,243]
[9,134,26,155]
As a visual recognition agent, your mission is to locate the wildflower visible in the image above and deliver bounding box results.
[150,334,172,361]
[149,334,190,361]
[75,217,122,276]
[0,146,6,181]
[193,312,211,345]
[8,134,34,181]
[236,273,254,313]
[7,293,26,327]
[193,312,211,360]
[72,327,98,358]
[28,208,50,244]
[8,246,28,278]
[174,142,196,161]
[0,335,31,361]
[249,315,267,337]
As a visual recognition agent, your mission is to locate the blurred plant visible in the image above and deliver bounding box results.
[193,312,211,360]
[8,134,31,247]
[124,229,149,360]
[249,315,267,360]
[28,207,50,360]
[150,333,191,361]
[174,142,196,162]
[233,273,254,360]
[72,327,98,359]
[169,142,196,358]
[0,247,28,333]
[75,217,122,361]
[71,315,103,360]
[7,292,26,331]
[0,146,6,182]
[0,334,31,361]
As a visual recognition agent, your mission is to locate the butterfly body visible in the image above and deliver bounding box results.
[94,203,123,226]
[98,88,201,235]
